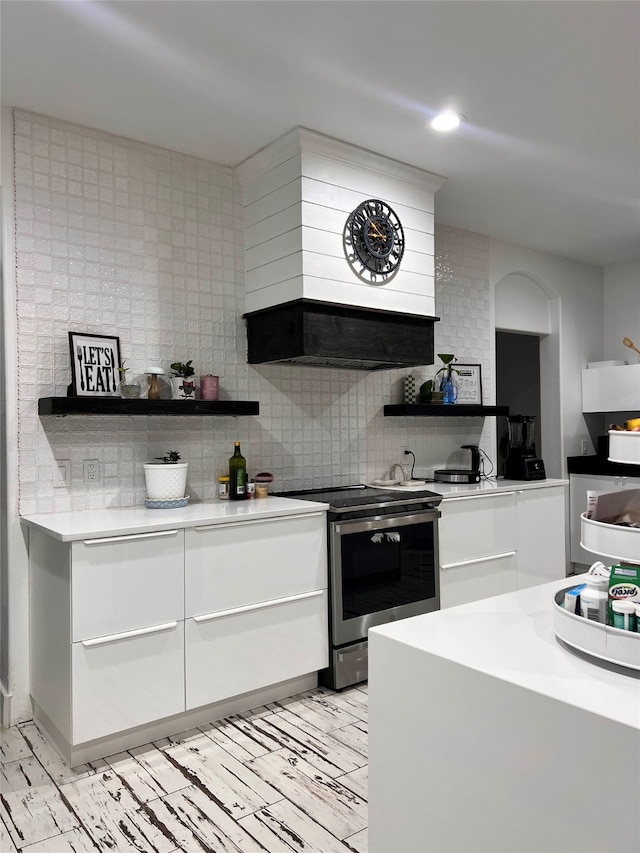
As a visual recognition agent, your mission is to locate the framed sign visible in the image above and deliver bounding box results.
[456,363,483,405]
[68,332,121,397]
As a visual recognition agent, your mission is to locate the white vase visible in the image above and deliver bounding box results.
[143,462,188,500]
[170,376,196,400]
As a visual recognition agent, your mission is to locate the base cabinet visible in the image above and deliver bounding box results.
[28,510,328,765]
[186,590,328,709]
[516,485,567,589]
[72,621,185,743]
[439,485,567,607]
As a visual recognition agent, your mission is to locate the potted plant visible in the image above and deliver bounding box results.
[170,360,196,400]
[117,360,141,399]
[143,450,189,501]
[434,354,460,404]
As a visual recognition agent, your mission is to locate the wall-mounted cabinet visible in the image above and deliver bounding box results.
[581,363,640,412]
[38,398,259,417]
[384,404,509,418]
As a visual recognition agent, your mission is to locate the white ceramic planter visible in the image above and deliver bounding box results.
[170,377,196,400]
[143,462,188,500]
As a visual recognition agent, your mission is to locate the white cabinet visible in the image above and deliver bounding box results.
[581,363,640,412]
[71,530,184,640]
[438,485,567,607]
[72,621,184,743]
[516,486,566,589]
[569,473,640,566]
[29,508,329,765]
[184,512,328,709]
[439,492,518,607]
[30,528,186,753]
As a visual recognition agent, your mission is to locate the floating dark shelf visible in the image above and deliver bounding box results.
[384,404,509,417]
[38,397,259,417]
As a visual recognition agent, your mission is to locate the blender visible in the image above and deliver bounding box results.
[504,415,546,480]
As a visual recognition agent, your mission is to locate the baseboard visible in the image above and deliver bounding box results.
[0,680,12,728]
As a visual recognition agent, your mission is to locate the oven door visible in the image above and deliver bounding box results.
[329,509,440,647]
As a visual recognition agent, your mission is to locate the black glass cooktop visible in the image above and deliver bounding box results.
[276,484,442,510]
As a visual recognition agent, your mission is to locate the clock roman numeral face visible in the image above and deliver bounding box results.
[343,199,405,283]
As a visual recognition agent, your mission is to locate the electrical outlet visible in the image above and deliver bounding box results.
[581,439,589,456]
[83,459,100,483]
[54,460,71,488]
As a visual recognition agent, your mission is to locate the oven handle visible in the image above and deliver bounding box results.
[333,510,439,536]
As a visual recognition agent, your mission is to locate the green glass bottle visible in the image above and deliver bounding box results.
[229,441,247,500]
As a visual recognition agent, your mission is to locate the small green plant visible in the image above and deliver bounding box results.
[117,360,129,377]
[171,360,194,377]
[434,353,459,390]
[155,450,181,464]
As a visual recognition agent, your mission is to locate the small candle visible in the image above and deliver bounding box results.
[200,375,219,400]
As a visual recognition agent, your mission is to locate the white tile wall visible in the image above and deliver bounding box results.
[12,110,494,514]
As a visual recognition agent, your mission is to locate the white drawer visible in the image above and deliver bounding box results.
[439,493,516,567]
[185,588,328,710]
[185,513,327,617]
[72,620,185,743]
[440,552,518,609]
[71,529,184,641]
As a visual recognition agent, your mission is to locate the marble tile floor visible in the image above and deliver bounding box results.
[1,685,369,853]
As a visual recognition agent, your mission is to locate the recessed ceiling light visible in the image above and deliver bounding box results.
[430,111,464,132]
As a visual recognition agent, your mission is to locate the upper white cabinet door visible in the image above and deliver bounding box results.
[71,530,184,641]
[516,486,567,588]
[185,513,327,617]
[439,493,517,568]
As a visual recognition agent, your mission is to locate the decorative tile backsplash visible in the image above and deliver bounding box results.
[13,109,494,515]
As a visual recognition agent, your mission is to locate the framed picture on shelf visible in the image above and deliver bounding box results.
[68,332,121,397]
[456,363,483,405]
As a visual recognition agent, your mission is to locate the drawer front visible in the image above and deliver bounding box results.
[72,620,185,744]
[185,513,327,617]
[185,589,328,710]
[439,493,516,567]
[440,553,518,609]
[72,529,184,641]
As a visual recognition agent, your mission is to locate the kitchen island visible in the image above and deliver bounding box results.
[368,576,640,853]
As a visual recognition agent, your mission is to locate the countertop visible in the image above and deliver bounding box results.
[368,476,568,498]
[370,575,639,729]
[20,478,568,540]
[567,454,640,477]
[20,496,329,541]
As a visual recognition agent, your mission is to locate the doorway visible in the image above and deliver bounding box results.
[496,331,542,475]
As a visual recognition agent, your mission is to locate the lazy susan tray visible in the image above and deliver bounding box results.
[553,587,640,672]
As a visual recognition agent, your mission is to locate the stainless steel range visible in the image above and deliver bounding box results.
[276,485,442,689]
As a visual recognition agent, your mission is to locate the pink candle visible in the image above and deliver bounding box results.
[200,375,219,400]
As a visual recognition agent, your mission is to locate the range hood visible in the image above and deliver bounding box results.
[245,299,437,370]
[236,129,445,370]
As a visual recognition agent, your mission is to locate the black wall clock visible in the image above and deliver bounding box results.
[343,198,405,282]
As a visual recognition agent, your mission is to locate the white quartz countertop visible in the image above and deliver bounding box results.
[368,477,568,498]
[370,576,639,729]
[20,496,329,541]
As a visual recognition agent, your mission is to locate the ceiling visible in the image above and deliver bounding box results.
[2,0,639,267]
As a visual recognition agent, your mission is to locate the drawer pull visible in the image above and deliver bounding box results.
[441,550,517,570]
[443,493,515,504]
[193,512,325,532]
[193,589,324,623]
[82,530,179,545]
[81,621,178,646]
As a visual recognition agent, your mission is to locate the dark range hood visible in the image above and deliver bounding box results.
[244,299,437,370]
